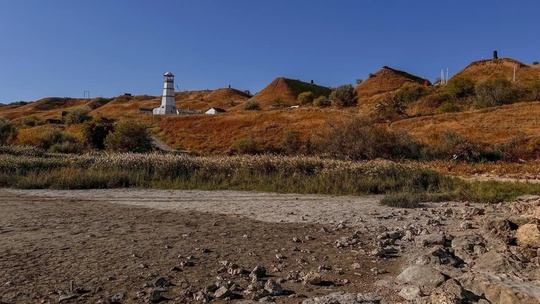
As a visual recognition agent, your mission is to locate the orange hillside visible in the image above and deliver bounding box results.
[451,58,540,84]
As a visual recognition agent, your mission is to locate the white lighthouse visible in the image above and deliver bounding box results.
[153,72,178,115]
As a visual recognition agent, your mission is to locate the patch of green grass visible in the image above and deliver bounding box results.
[284,78,332,98]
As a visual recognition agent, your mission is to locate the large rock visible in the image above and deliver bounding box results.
[395,265,446,287]
[517,224,540,248]
[460,272,540,304]
[302,291,380,304]
[473,250,521,274]
[415,234,446,247]
[398,286,422,301]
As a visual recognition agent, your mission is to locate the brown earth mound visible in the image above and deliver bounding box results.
[0,97,88,120]
[452,58,540,84]
[247,78,332,109]
[355,66,428,114]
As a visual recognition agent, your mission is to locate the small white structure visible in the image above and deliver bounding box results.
[153,72,178,115]
[205,107,226,115]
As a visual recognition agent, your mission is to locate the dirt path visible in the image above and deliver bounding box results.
[0,189,405,303]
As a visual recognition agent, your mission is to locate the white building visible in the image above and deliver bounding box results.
[153,72,178,115]
[205,107,226,115]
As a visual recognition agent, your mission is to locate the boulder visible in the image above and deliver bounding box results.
[395,265,446,287]
[415,234,446,247]
[460,272,540,304]
[398,286,422,301]
[517,224,540,248]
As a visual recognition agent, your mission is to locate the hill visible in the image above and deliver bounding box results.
[0,97,89,121]
[451,58,540,84]
[247,78,332,109]
[355,66,429,113]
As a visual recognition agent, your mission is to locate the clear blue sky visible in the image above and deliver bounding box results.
[1,0,539,103]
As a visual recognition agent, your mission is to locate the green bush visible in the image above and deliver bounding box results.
[313,96,331,107]
[19,116,42,127]
[104,120,153,153]
[0,119,18,145]
[394,82,428,104]
[473,78,519,108]
[527,80,540,101]
[243,100,261,111]
[439,102,462,113]
[64,107,92,125]
[37,128,81,153]
[427,131,490,161]
[445,77,476,100]
[375,93,408,121]
[87,97,112,110]
[297,92,314,105]
[230,134,261,155]
[329,84,358,106]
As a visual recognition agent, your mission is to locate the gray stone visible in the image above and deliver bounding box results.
[214,286,232,299]
[250,265,266,279]
[264,279,283,296]
[517,224,540,248]
[154,277,172,288]
[415,233,446,247]
[301,291,380,304]
[395,265,446,287]
[398,286,422,301]
[303,271,323,285]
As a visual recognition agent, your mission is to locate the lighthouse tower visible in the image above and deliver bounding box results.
[153,72,178,115]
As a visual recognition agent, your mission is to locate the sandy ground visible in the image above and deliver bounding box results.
[0,189,407,304]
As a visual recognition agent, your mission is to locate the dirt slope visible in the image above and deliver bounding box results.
[247,78,332,109]
[451,58,540,84]
[0,97,89,120]
[391,101,540,145]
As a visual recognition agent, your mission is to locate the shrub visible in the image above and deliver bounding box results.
[243,100,261,111]
[272,98,288,108]
[0,119,18,145]
[313,96,331,107]
[380,193,425,208]
[445,77,476,100]
[527,80,540,101]
[329,85,358,106]
[37,128,81,153]
[297,92,314,105]
[87,97,112,110]
[473,78,519,108]
[104,120,153,153]
[356,79,363,85]
[281,131,302,155]
[64,107,91,125]
[427,131,491,161]
[439,102,462,113]
[82,117,115,150]
[533,61,539,65]
[375,93,408,121]
[19,116,42,127]
[394,82,428,104]
[315,118,423,160]
[230,134,261,155]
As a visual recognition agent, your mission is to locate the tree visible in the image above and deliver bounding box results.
[329,85,358,106]
[355,79,363,85]
[82,117,115,150]
[104,120,153,152]
[0,118,17,145]
[242,100,261,111]
[297,92,314,105]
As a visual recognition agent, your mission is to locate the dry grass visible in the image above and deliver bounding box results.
[453,58,540,84]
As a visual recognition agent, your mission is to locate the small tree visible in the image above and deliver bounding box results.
[104,120,153,153]
[329,85,358,106]
[0,118,18,145]
[375,93,408,121]
[82,117,115,150]
[355,78,363,85]
[297,92,314,105]
[230,134,260,154]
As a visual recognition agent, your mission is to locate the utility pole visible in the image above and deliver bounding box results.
[513,65,517,82]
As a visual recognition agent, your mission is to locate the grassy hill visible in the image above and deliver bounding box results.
[452,58,540,84]
[247,77,331,109]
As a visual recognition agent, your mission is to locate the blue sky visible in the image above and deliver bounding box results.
[1,0,539,103]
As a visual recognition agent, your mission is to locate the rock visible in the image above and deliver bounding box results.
[460,272,540,304]
[395,265,446,287]
[194,291,210,303]
[302,291,380,304]
[154,277,172,288]
[250,266,266,279]
[473,250,521,274]
[302,272,323,285]
[517,224,540,248]
[148,289,164,303]
[58,291,77,302]
[108,293,124,303]
[214,286,232,299]
[398,286,422,301]
[264,279,283,296]
[415,233,446,247]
